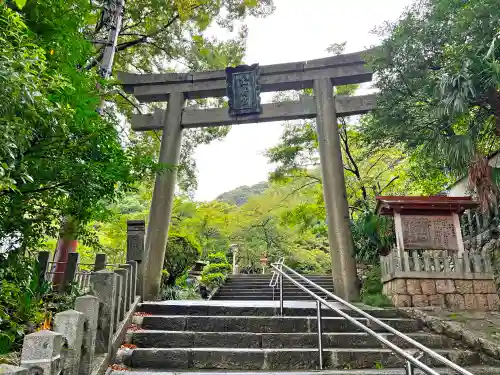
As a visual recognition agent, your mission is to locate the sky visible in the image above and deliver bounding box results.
[193,0,414,201]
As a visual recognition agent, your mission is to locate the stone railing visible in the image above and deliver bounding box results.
[381,249,499,310]
[1,261,140,375]
[1,219,147,375]
[381,248,494,280]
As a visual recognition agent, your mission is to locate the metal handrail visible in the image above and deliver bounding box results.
[270,262,474,375]
[269,258,284,301]
[269,257,284,288]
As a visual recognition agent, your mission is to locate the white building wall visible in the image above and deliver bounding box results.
[447,153,500,197]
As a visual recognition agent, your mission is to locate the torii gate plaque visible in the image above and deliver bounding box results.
[225,63,262,116]
[119,49,376,301]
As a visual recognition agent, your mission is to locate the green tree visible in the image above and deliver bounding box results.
[0,3,154,251]
[162,233,201,286]
[97,0,276,192]
[174,200,233,257]
[364,0,500,208]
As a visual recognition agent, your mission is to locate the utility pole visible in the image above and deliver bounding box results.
[52,0,125,279]
[99,0,125,81]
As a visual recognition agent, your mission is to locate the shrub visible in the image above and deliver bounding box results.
[203,263,232,275]
[207,252,228,264]
[200,252,232,291]
[360,266,392,307]
[161,285,201,300]
[162,233,201,287]
[351,211,395,262]
[200,272,226,289]
[0,252,46,354]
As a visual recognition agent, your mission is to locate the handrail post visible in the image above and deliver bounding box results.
[316,300,323,370]
[279,272,283,315]
[406,360,415,375]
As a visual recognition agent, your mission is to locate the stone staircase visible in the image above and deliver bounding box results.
[113,301,500,374]
[211,274,335,300]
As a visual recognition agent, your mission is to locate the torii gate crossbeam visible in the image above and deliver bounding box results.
[118,49,376,301]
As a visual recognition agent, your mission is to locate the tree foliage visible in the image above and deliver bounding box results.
[98,0,275,192]
[162,233,201,286]
[0,3,155,251]
[364,0,500,207]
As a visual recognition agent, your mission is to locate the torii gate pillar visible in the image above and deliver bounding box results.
[314,78,359,301]
[143,92,184,299]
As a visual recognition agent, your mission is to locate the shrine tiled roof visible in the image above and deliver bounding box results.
[375,195,479,216]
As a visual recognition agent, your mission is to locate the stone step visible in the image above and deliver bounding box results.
[130,331,454,349]
[228,274,332,280]
[213,291,331,297]
[225,277,334,281]
[216,287,333,292]
[223,281,333,285]
[218,284,334,290]
[110,368,500,375]
[224,280,334,286]
[227,274,332,278]
[136,303,402,318]
[211,295,328,301]
[134,315,421,333]
[120,348,489,370]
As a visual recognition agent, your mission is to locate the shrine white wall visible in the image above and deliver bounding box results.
[448,152,500,197]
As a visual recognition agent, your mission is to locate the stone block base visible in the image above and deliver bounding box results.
[383,278,499,310]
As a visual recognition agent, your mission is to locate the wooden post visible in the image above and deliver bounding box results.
[143,92,185,300]
[37,251,50,287]
[313,78,358,301]
[393,213,405,260]
[452,212,465,257]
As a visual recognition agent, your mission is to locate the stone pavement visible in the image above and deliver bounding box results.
[403,308,500,360]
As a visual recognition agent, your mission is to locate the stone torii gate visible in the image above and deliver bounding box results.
[119,49,376,301]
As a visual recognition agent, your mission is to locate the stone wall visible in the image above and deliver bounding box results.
[383,277,499,310]
[467,235,500,292]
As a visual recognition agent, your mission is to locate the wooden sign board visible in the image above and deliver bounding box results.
[401,214,458,250]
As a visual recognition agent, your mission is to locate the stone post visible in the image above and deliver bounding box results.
[114,268,129,318]
[74,295,99,375]
[313,77,359,301]
[93,253,107,271]
[230,245,239,275]
[127,219,144,297]
[127,260,138,301]
[90,270,116,353]
[21,330,64,375]
[60,252,79,293]
[143,92,185,300]
[53,310,85,375]
[114,272,124,325]
[119,264,132,311]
